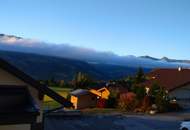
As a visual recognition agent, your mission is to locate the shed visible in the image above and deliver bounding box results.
[70,89,97,109]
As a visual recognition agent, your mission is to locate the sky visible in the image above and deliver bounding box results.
[0,0,190,59]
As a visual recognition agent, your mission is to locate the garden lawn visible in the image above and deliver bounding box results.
[43,87,72,109]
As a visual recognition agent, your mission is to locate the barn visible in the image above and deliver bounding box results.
[143,68,190,109]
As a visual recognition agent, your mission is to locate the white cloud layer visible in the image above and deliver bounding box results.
[0,34,189,68]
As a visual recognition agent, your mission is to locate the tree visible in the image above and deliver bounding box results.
[149,82,161,97]
[123,76,134,90]
[59,80,65,87]
[47,77,57,87]
[155,87,169,112]
[149,83,169,112]
[118,92,138,111]
[73,72,92,89]
[132,85,146,100]
[135,67,145,84]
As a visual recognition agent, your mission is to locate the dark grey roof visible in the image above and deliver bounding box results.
[70,89,90,96]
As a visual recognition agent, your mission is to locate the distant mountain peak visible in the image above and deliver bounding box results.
[0,34,22,39]
[161,56,169,61]
[139,55,159,61]
[140,55,190,65]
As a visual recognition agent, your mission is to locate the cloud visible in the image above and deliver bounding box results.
[0,34,189,68]
[0,35,40,47]
[0,34,119,62]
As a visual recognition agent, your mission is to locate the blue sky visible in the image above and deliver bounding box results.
[0,0,190,59]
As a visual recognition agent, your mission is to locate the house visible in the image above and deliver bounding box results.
[0,58,72,130]
[90,87,110,108]
[143,68,190,109]
[70,87,110,109]
[70,89,97,109]
[90,87,110,99]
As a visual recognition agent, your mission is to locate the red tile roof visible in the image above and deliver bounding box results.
[143,68,190,91]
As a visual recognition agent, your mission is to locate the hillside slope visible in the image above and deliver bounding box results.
[0,50,146,80]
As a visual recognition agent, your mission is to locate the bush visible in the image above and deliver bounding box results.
[155,95,169,112]
[118,92,138,111]
[139,96,152,112]
[106,88,120,108]
[106,96,117,108]
[154,87,170,112]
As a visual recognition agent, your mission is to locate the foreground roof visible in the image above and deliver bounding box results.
[143,68,190,91]
[0,58,72,107]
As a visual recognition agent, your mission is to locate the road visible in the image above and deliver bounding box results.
[44,114,181,130]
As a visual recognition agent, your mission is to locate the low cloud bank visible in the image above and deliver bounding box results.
[0,34,189,68]
[0,34,124,63]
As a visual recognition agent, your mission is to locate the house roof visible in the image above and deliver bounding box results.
[70,89,90,96]
[143,68,190,91]
[89,87,110,99]
[0,58,72,107]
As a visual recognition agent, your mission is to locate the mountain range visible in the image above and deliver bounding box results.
[140,55,190,64]
[0,50,150,80]
[0,34,190,80]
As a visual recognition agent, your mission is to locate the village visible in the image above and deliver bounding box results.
[44,67,188,113]
[0,57,190,130]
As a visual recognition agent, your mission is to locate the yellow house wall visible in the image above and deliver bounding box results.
[0,124,31,130]
[71,94,97,109]
[0,68,43,122]
[71,96,78,109]
[101,89,110,99]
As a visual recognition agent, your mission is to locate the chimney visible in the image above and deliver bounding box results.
[178,67,182,72]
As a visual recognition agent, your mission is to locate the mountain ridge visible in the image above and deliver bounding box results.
[140,55,190,64]
[0,34,190,69]
[0,50,148,80]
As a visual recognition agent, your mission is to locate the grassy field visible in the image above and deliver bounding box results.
[43,87,72,110]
